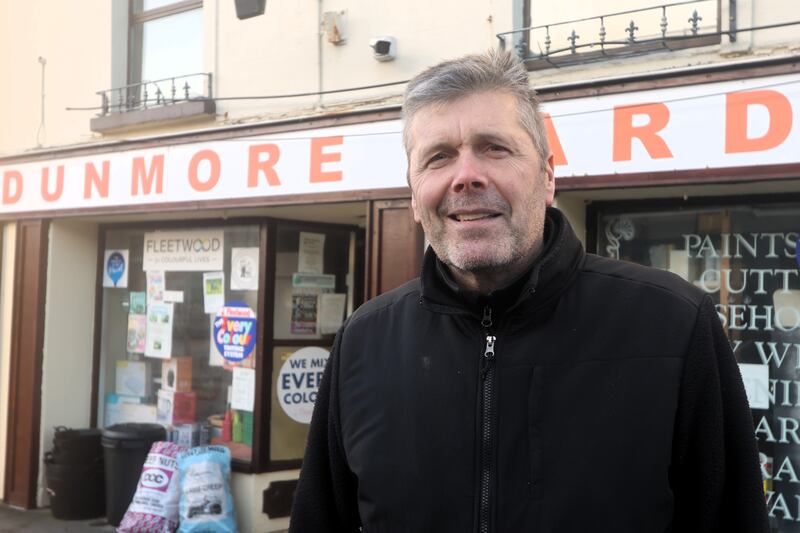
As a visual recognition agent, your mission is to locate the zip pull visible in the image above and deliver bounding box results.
[481,306,493,329]
[484,335,496,360]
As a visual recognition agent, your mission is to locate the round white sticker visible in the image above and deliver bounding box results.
[277,346,330,424]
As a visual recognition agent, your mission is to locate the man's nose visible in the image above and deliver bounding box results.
[450,152,488,193]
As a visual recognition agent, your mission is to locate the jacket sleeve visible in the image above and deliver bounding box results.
[289,326,361,532]
[670,295,769,532]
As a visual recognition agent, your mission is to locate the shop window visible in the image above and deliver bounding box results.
[594,201,800,529]
[267,222,357,467]
[95,218,362,471]
[98,224,261,464]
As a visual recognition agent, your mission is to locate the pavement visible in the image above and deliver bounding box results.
[0,504,115,533]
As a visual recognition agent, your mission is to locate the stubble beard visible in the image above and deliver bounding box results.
[421,194,546,276]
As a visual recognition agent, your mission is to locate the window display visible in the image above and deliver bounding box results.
[98,225,261,463]
[597,202,800,530]
[96,218,362,471]
[269,223,355,464]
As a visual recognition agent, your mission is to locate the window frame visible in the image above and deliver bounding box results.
[91,216,266,473]
[89,215,364,474]
[263,218,364,472]
[127,0,204,89]
[586,193,800,257]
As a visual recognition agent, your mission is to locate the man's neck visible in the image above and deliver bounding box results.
[447,242,542,295]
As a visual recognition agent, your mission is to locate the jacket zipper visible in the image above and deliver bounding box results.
[479,306,496,533]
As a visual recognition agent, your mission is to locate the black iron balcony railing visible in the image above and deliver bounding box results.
[96,72,213,116]
[499,0,725,69]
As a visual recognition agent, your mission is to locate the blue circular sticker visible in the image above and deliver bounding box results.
[213,301,257,362]
[106,252,126,287]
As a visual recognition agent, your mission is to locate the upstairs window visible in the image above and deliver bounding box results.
[90,0,211,131]
[129,0,204,102]
[516,0,721,69]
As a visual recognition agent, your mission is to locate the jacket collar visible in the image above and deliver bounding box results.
[420,207,585,318]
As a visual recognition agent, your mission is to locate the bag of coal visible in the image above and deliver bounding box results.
[118,441,187,533]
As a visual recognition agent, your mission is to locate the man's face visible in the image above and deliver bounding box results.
[407,91,555,274]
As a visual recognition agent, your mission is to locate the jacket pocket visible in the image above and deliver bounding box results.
[528,366,544,501]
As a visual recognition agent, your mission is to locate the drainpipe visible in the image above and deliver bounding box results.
[317,0,324,110]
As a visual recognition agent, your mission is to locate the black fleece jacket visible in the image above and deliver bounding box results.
[289,207,768,533]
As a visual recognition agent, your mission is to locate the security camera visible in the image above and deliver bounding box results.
[369,37,396,62]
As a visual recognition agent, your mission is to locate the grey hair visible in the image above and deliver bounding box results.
[402,49,550,169]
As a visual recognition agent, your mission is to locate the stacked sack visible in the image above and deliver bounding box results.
[118,443,237,533]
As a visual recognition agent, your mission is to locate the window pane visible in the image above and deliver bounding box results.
[144,0,179,10]
[269,224,354,461]
[98,225,260,464]
[141,9,203,83]
[270,345,330,461]
[597,204,800,531]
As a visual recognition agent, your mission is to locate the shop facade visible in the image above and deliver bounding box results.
[2,54,800,530]
[0,109,426,531]
[545,57,800,531]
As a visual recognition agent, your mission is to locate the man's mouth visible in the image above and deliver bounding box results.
[448,212,501,222]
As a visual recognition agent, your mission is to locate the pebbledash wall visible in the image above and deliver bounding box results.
[2,59,800,531]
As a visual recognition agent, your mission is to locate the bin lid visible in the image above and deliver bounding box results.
[54,427,102,441]
[101,423,165,442]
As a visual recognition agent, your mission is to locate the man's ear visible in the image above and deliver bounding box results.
[411,195,422,223]
[544,153,556,207]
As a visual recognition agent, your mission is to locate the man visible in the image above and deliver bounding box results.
[289,51,768,532]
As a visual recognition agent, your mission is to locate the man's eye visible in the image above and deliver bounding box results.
[427,153,448,166]
[488,144,508,154]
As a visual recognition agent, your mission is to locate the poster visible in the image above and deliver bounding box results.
[203,272,225,314]
[319,293,347,334]
[298,232,325,274]
[143,229,224,272]
[212,302,257,363]
[147,271,165,304]
[145,302,173,359]
[231,247,259,291]
[103,249,129,288]
[277,346,330,424]
[231,367,256,412]
[130,292,146,314]
[291,294,318,334]
[127,314,147,353]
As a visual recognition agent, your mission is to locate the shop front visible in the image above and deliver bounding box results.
[2,59,800,531]
[547,61,800,531]
[0,112,425,531]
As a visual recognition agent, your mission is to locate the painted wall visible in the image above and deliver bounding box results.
[231,469,300,532]
[36,221,98,506]
[0,0,114,154]
[0,223,17,500]
[2,0,798,157]
[553,196,586,247]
